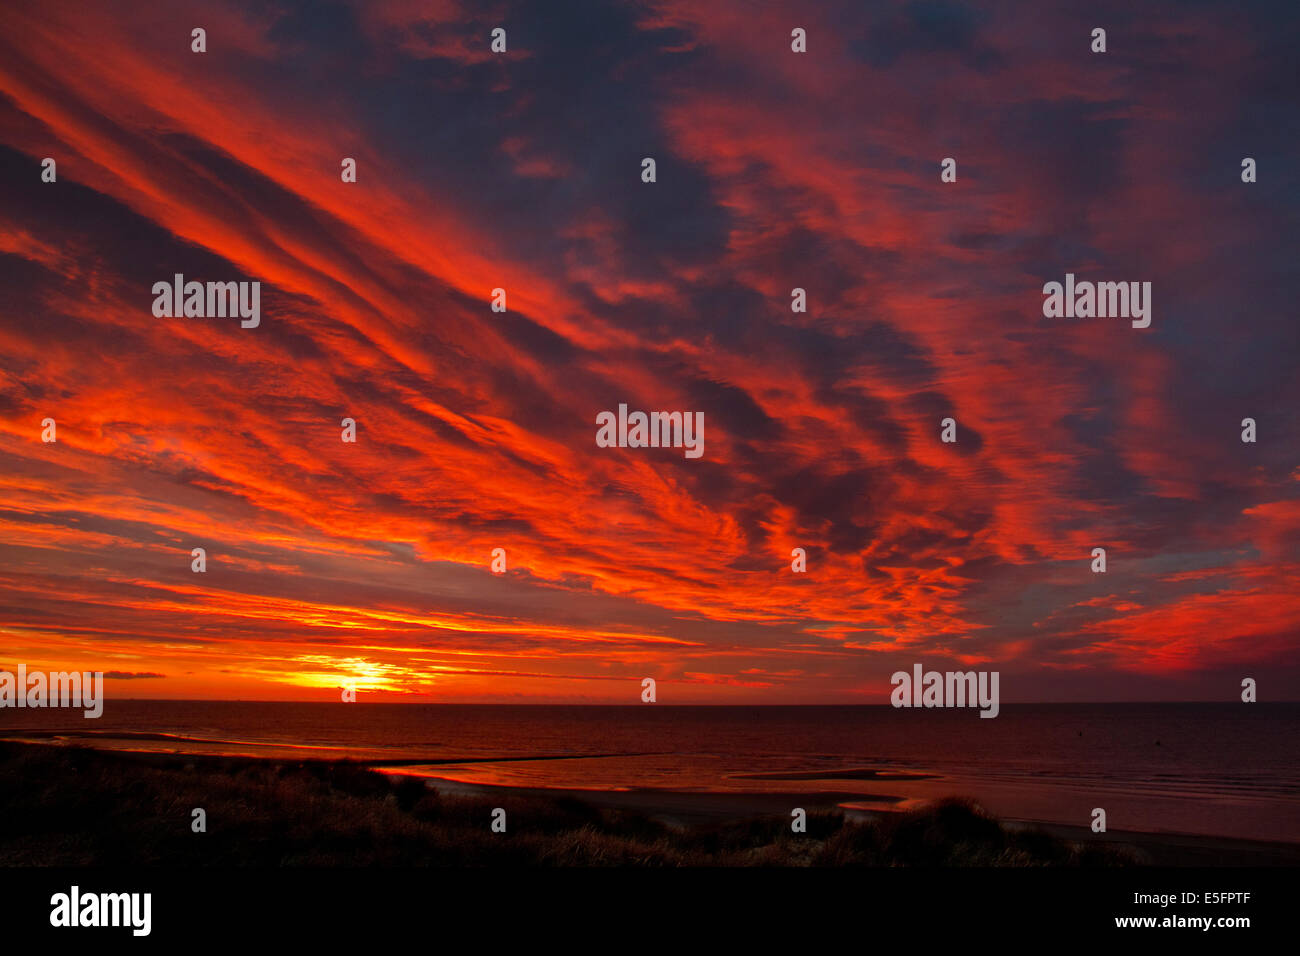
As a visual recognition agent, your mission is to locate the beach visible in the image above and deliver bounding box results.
[2,739,1296,867]
[3,701,1297,845]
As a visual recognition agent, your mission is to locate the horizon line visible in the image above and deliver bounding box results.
[86,697,1299,706]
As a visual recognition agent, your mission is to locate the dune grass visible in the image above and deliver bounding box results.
[0,742,1135,866]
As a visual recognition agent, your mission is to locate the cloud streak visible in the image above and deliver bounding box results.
[0,0,1296,702]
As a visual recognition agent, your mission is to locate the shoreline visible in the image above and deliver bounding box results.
[393,771,1300,866]
[2,740,1295,866]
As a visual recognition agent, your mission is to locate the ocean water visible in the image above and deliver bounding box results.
[3,701,1297,842]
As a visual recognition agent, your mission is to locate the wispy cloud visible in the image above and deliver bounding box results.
[0,0,1296,702]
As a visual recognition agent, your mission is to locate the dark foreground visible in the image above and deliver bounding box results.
[2,742,1296,866]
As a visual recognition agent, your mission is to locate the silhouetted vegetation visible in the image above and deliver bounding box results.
[0,743,1138,866]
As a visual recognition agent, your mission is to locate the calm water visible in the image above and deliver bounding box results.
[3,701,1297,842]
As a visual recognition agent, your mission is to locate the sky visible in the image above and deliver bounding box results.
[0,0,1297,704]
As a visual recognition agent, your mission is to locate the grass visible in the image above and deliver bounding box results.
[0,742,1136,866]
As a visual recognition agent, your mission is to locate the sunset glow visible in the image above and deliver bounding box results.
[1,0,1296,703]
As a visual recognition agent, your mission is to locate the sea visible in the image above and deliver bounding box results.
[2,701,1297,842]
